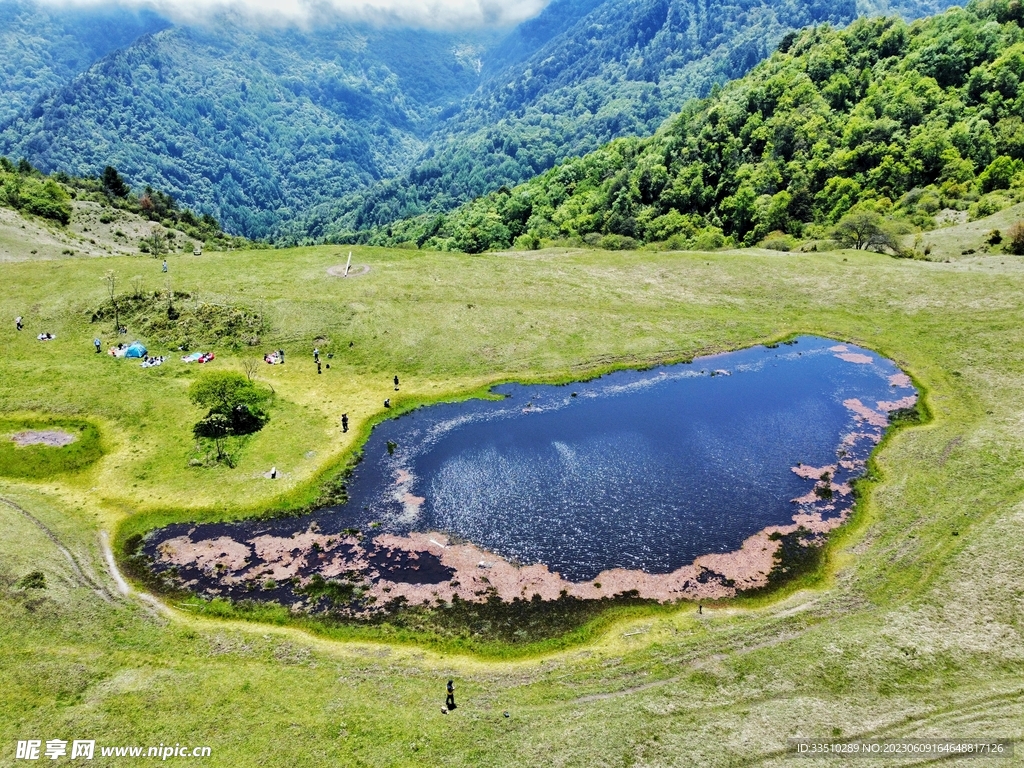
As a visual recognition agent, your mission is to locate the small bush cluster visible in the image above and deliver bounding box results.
[90,290,269,350]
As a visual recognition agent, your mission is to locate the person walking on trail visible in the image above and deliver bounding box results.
[94,338,102,354]
[15,316,23,331]
[394,375,399,391]
[162,259,168,273]
[445,680,456,711]
[313,347,320,363]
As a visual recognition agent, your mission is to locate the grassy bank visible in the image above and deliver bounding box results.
[1,240,1023,765]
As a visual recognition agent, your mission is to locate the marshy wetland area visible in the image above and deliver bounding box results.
[2,242,1023,765]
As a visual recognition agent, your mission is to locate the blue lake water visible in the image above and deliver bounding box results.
[146,336,915,595]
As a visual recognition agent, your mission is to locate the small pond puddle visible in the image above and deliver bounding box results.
[143,337,918,615]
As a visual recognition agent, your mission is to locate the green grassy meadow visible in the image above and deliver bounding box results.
[1,236,1023,765]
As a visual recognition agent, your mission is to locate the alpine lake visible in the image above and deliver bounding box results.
[139,336,918,622]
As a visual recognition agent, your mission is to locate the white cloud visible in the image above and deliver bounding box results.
[35,0,550,29]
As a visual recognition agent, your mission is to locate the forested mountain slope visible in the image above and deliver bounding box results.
[322,0,863,240]
[0,0,168,126]
[367,0,1024,253]
[0,157,249,259]
[0,20,500,239]
[0,0,965,242]
[322,0,965,241]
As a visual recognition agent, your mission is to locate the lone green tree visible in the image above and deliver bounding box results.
[141,229,168,256]
[188,372,271,464]
[832,210,902,253]
[102,166,130,198]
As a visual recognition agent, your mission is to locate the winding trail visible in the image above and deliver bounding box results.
[0,494,168,615]
[0,494,113,603]
[97,531,170,616]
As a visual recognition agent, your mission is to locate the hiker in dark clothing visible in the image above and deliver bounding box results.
[317,361,322,374]
[445,680,456,711]
[384,398,391,408]
[394,375,399,391]
[341,414,348,433]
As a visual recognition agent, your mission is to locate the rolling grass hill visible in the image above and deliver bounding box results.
[1,203,1023,762]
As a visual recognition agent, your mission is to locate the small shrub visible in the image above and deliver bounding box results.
[1008,222,1024,255]
[598,234,639,251]
[514,233,541,250]
[760,231,797,251]
[16,571,46,589]
[692,228,726,251]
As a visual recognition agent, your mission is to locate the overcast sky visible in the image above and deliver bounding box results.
[35,0,550,28]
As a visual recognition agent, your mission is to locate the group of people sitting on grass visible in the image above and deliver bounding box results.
[140,355,166,368]
[181,351,215,363]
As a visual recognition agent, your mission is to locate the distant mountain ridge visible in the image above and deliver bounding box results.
[366,0,1024,253]
[1,18,500,237]
[0,0,966,241]
[323,0,863,241]
[0,0,168,126]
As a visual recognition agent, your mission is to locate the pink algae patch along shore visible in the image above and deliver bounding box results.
[791,464,836,480]
[153,495,849,610]
[888,372,913,388]
[835,352,875,365]
[843,398,890,428]
[877,395,918,412]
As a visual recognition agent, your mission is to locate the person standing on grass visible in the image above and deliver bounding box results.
[314,347,320,363]
[394,375,399,391]
[341,413,349,433]
[445,680,456,711]
[162,259,168,273]
[94,338,102,354]
[15,316,23,331]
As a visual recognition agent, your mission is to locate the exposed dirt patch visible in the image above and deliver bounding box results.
[327,264,370,277]
[10,430,79,447]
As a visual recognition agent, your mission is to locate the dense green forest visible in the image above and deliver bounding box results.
[0,158,248,248]
[314,0,865,241]
[317,0,963,241]
[0,0,959,243]
[360,0,1024,253]
[0,0,167,126]
[0,20,498,240]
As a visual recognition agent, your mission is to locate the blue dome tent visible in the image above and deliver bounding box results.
[124,341,148,359]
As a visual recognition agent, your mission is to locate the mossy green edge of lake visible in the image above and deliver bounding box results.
[0,414,104,479]
[112,332,930,660]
